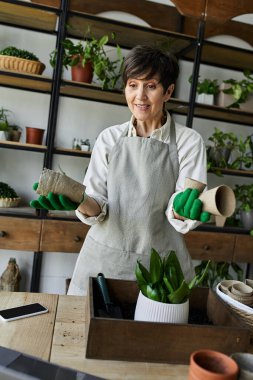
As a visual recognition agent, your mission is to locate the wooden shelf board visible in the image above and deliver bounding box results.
[60,81,127,105]
[54,147,92,157]
[209,167,253,177]
[0,206,38,217]
[0,1,58,32]
[0,71,52,93]
[185,41,253,71]
[0,139,47,151]
[67,12,195,54]
[194,103,253,126]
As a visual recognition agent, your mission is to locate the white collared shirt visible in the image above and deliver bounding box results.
[76,112,207,234]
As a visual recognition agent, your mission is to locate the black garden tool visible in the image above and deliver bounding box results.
[96,273,123,319]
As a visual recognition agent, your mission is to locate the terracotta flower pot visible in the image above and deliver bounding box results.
[26,127,45,145]
[71,57,93,83]
[189,349,239,380]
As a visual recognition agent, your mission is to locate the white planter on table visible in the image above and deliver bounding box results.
[134,291,189,323]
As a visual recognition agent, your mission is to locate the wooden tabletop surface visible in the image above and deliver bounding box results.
[0,291,191,379]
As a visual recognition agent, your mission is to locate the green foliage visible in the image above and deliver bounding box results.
[0,46,39,61]
[229,135,253,170]
[50,29,123,90]
[135,248,210,304]
[234,184,253,212]
[189,75,220,95]
[222,69,253,109]
[0,182,18,198]
[208,127,238,149]
[207,129,253,174]
[0,107,10,131]
[195,260,243,288]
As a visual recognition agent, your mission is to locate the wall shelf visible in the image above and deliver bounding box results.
[0,0,58,33]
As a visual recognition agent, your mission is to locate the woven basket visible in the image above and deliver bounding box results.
[0,197,21,207]
[216,283,253,338]
[0,55,45,75]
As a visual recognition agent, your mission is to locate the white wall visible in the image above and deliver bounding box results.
[0,1,252,294]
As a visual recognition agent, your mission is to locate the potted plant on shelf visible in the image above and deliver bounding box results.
[49,30,123,90]
[207,127,238,170]
[0,108,10,140]
[194,260,243,289]
[0,182,21,208]
[0,107,22,142]
[7,125,23,142]
[134,248,210,323]
[234,184,253,230]
[189,75,220,105]
[216,69,253,110]
[229,135,253,171]
[0,46,45,75]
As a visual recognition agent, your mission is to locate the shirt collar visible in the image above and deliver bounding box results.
[127,111,171,141]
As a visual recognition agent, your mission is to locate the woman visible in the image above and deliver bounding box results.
[32,45,209,296]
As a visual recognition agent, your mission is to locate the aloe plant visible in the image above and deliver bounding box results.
[135,248,210,304]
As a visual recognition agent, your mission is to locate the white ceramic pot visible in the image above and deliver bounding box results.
[0,130,7,141]
[81,144,89,151]
[215,83,253,112]
[197,93,214,105]
[134,291,189,323]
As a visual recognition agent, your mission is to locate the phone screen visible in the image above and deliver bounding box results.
[0,303,48,321]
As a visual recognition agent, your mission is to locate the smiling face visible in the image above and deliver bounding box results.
[125,75,174,124]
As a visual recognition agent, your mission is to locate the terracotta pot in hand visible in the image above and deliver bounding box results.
[189,349,239,380]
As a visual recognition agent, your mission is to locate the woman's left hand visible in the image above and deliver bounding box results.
[173,188,210,222]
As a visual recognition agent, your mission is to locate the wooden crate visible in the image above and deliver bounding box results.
[86,278,250,364]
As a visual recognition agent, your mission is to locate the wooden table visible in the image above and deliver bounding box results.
[0,292,189,380]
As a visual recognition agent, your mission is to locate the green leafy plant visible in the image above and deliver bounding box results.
[234,184,253,212]
[229,135,253,170]
[0,46,39,61]
[135,248,210,304]
[50,30,123,90]
[207,128,238,172]
[0,182,18,198]
[0,108,10,131]
[194,260,243,288]
[208,127,238,149]
[222,69,253,109]
[189,75,220,95]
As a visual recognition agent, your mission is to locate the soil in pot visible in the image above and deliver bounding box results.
[71,58,93,83]
[26,127,45,145]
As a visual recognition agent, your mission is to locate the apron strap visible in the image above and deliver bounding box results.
[168,118,179,184]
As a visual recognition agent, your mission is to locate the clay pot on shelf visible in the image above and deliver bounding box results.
[71,57,93,83]
[26,127,45,145]
[189,349,239,380]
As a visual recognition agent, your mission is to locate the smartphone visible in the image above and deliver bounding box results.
[0,303,48,322]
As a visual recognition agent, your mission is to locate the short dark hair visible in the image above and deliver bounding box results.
[122,45,179,93]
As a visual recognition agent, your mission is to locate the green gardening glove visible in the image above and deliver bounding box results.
[173,188,210,223]
[30,182,78,211]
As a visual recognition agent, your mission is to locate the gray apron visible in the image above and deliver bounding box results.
[68,119,194,296]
